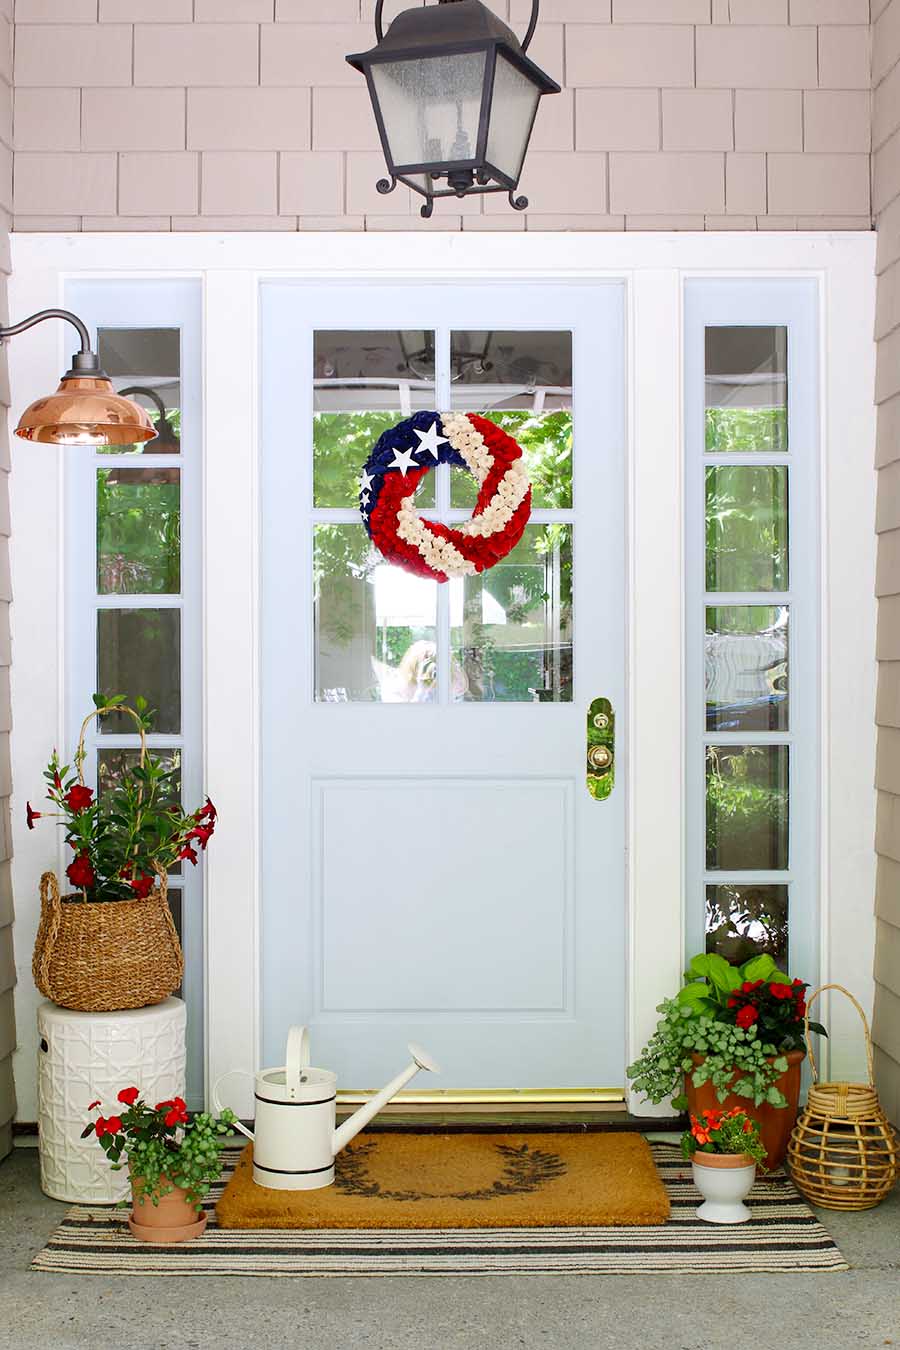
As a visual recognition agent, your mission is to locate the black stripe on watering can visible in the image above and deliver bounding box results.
[252,1160,335,1176]
[253,1094,337,1107]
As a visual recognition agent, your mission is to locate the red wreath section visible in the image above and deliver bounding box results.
[368,416,533,583]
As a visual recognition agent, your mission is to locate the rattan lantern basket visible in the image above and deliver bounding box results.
[786,984,898,1211]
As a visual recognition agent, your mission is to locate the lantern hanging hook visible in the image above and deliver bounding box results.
[374,0,540,51]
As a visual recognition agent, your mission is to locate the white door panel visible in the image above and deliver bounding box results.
[260,281,625,1091]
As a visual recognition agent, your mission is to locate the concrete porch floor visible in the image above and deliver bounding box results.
[0,1144,898,1350]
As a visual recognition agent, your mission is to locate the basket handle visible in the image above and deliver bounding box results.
[151,863,185,986]
[36,872,63,993]
[804,982,874,1087]
[76,702,149,785]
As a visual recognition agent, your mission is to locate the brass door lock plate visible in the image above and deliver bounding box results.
[586,697,614,800]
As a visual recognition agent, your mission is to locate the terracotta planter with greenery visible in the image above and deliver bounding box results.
[685,1048,805,1171]
[129,1172,207,1244]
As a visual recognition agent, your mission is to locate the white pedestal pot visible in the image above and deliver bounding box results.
[691,1153,757,1224]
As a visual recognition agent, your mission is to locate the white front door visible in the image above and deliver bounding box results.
[260,281,625,1093]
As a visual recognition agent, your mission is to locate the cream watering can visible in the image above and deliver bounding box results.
[213,1027,439,1190]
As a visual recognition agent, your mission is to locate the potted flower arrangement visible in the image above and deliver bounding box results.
[27,694,216,1012]
[82,1087,235,1243]
[627,952,826,1169]
[682,1107,768,1224]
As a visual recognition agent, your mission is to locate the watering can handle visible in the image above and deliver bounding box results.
[285,1026,311,1098]
[212,1070,255,1143]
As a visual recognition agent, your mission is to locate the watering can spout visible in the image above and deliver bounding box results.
[332,1043,439,1155]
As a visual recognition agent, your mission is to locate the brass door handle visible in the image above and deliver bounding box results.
[586,697,614,800]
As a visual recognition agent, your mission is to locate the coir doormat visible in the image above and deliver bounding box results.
[31,1142,848,1277]
[216,1132,669,1229]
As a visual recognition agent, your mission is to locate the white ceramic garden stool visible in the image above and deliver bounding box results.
[37,998,187,1204]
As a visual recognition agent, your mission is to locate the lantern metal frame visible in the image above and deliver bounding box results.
[346,0,559,218]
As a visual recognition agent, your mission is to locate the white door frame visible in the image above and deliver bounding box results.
[7,231,876,1121]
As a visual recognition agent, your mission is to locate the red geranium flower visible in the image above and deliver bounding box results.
[741,980,763,993]
[88,1099,101,1111]
[769,983,793,1000]
[117,1087,140,1107]
[736,1005,759,1028]
[64,784,94,812]
[726,996,739,1008]
[105,1115,122,1134]
[25,802,41,830]
[66,853,95,889]
[156,1096,188,1128]
[94,1116,109,1137]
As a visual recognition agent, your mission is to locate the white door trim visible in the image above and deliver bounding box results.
[7,231,876,1121]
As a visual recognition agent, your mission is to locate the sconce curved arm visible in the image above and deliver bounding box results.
[0,308,94,357]
[374,0,540,51]
[118,385,169,422]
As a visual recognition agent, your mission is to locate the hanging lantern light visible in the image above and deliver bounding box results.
[347,0,559,218]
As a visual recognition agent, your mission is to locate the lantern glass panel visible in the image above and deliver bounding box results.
[371,51,487,168]
[486,52,540,182]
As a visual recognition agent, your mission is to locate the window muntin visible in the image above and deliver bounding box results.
[312,328,574,705]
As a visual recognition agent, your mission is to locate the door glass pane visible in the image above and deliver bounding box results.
[314,523,436,703]
[706,883,789,965]
[450,524,572,703]
[706,744,789,870]
[449,331,572,509]
[97,609,181,733]
[97,327,181,456]
[706,465,788,592]
[97,747,181,805]
[314,331,436,508]
[705,326,787,452]
[706,605,788,732]
[97,468,180,595]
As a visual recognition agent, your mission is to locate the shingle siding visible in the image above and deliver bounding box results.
[9,3,874,231]
[875,0,900,1130]
[0,2,11,1164]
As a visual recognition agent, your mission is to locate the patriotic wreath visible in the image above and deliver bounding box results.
[359,411,532,582]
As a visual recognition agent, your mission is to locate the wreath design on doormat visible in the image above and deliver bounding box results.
[335,1141,567,1203]
[359,411,532,582]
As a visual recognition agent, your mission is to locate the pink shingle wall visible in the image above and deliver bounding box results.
[10,0,873,231]
[873,0,900,1130]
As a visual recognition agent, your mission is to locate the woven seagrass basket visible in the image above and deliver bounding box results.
[786,984,899,1211]
[31,702,184,1012]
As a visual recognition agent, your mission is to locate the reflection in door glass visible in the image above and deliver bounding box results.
[313,331,437,508]
[705,326,787,453]
[705,605,788,732]
[97,328,181,456]
[706,744,789,871]
[706,883,789,966]
[97,609,181,733]
[450,525,572,703]
[314,524,437,702]
[706,465,788,592]
[449,331,572,509]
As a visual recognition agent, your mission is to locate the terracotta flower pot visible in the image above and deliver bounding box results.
[685,1048,805,1171]
[129,1173,207,1244]
[691,1152,757,1224]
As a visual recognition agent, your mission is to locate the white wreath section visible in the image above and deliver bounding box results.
[394,413,532,580]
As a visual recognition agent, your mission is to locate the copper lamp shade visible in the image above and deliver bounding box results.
[15,373,157,446]
[1,307,158,448]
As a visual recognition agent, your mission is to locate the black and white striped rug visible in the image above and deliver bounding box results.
[31,1144,848,1277]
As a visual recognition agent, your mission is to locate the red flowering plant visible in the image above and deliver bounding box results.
[26,694,216,903]
[628,952,827,1112]
[82,1087,235,1211]
[681,1107,768,1169]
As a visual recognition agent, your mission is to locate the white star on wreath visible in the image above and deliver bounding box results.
[388,446,420,476]
[360,468,375,493]
[414,421,450,460]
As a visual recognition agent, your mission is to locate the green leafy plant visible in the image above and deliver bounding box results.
[626,952,826,1111]
[26,694,216,903]
[681,1106,768,1169]
[82,1087,235,1212]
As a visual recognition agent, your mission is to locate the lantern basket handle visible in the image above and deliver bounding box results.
[804,983,875,1087]
[374,0,540,51]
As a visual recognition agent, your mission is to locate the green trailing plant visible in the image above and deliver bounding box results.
[626,951,826,1112]
[83,1087,235,1212]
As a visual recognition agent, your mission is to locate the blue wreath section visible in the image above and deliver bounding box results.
[359,410,468,539]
